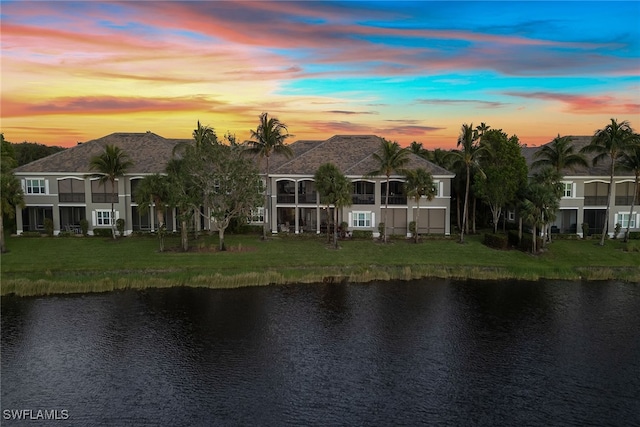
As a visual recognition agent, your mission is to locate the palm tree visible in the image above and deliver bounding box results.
[1,171,24,253]
[476,122,491,138]
[404,168,436,243]
[245,113,293,239]
[368,138,410,242]
[521,168,562,253]
[409,141,428,159]
[581,119,636,246]
[532,134,588,173]
[450,124,484,243]
[314,163,352,248]
[89,144,133,239]
[618,140,640,242]
[134,174,171,251]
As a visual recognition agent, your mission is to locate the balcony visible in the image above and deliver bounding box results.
[91,193,118,203]
[615,195,635,206]
[59,193,86,203]
[298,193,317,204]
[276,194,294,204]
[352,194,375,204]
[584,196,608,206]
[382,195,407,205]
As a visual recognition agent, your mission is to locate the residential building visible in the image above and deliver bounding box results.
[265,135,454,236]
[13,132,189,235]
[13,133,455,237]
[522,136,639,237]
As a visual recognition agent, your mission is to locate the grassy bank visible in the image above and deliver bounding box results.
[1,233,639,296]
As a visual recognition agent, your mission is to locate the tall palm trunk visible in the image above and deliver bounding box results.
[181,219,189,251]
[263,156,270,240]
[460,164,470,243]
[624,175,638,242]
[0,213,5,253]
[414,199,421,243]
[383,175,390,242]
[110,179,117,239]
[601,162,615,246]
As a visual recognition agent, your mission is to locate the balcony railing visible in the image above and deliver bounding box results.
[59,193,85,203]
[352,194,375,204]
[91,193,118,203]
[298,193,317,204]
[276,194,295,203]
[615,195,635,206]
[584,196,608,206]
[382,195,407,205]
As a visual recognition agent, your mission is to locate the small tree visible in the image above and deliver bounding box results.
[314,163,352,248]
[404,168,436,243]
[1,134,25,252]
[475,130,528,233]
[135,174,171,251]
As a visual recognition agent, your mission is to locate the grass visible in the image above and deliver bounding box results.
[1,232,639,296]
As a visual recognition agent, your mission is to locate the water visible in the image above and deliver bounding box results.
[2,280,639,426]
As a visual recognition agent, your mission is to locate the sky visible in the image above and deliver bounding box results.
[1,1,639,149]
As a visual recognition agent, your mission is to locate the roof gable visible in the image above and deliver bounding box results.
[14,132,190,174]
[271,135,454,177]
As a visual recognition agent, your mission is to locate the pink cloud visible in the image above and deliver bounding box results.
[503,91,640,114]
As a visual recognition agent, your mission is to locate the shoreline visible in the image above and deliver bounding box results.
[3,264,639,298]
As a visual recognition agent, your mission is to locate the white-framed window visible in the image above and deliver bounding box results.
[25,178,47,194]
[249,207,264,224]
[616,213,637,229]
[562,182,574,198]
[93,210,118,226]
[350,211,373,228]
[507,210,515,221]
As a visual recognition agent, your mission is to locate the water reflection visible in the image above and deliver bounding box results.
[2,280,639,426]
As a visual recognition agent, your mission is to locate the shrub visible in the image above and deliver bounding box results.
[409,221,416,235]
[20,231,42,237]
[80,219,89,236]
[507,230,520,247]
[93,228,113,237]
[628,232,640,240]
[44,218,54,237]
[613,223,621,239]
[116,218,125,237]
[352,230,373,239]
[483,233,509,250]
[581,222,589,238]
[624,241,639,252]
[378,222,385,240]
[57,231,74,238]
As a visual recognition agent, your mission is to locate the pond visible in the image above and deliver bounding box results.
[2,279,639,426]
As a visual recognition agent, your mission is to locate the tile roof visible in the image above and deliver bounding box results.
[14,132,191,174]
[271,135,454,177]
[523,135,633,177]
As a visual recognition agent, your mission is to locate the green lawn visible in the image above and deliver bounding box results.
[1,232,638,296]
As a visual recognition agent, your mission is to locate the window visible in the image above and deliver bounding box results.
[562,182,573,198]
[249,207,264,224]
[351,211,373,228]
[507,210,515,221]
[96,210,114,226]
[26,178,47,194]
[617,213,637,229]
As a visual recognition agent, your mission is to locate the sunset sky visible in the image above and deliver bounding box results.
[2,1,639,149]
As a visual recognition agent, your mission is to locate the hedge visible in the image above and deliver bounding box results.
[483,233,509,250]
[92,228,114,237]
